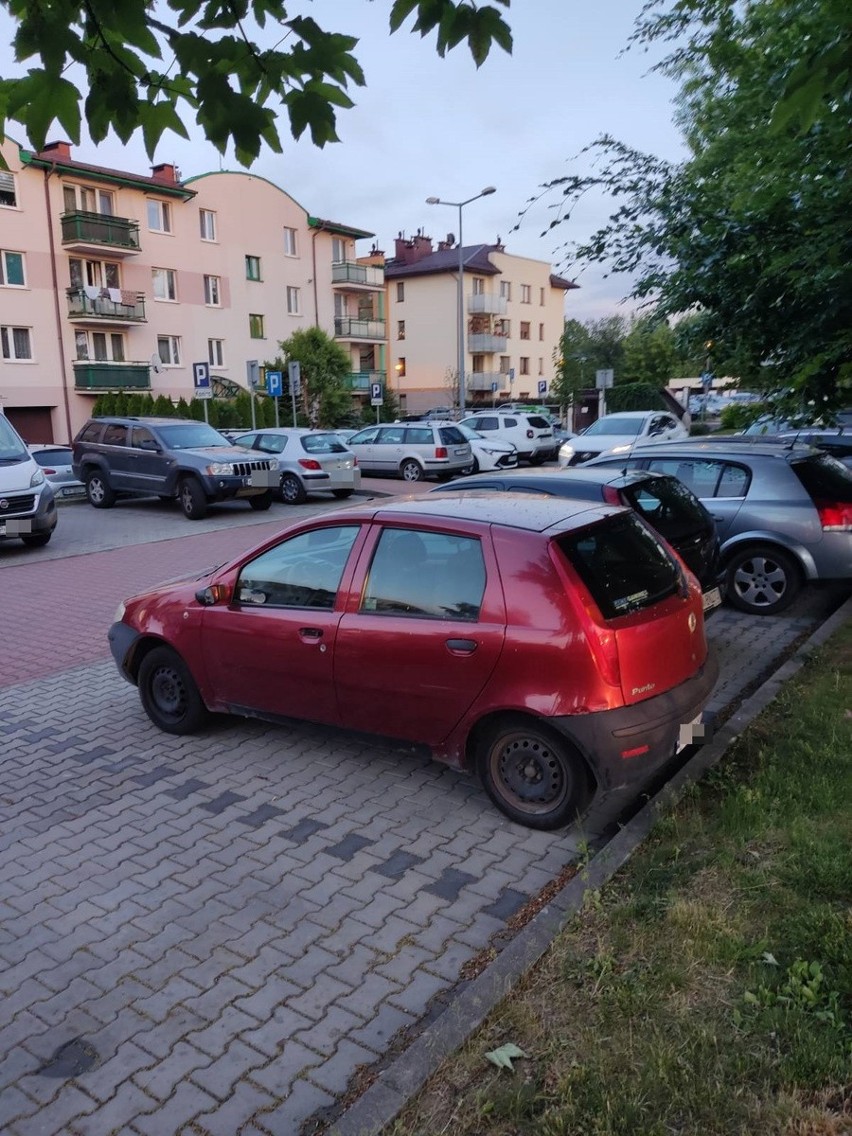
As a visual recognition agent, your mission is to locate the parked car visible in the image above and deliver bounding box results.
[588,439,852,615]
[453,422,518,473]
[71,416,279,519]
[230,428,361,504]
[0,415,57,548]
[559,410,690,466]
[459,411,556,464]
[346,422,472,482]
[430,467,722,609]
[109,495,717,830]
[28,444,86,500]
[740,421,852,469]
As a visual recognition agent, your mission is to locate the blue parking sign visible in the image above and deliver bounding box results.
[266,370,283,397]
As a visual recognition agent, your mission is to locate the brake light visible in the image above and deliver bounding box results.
[435,446,448,458]
[602,485,621,506]
[298,458,322,470]
[816,500,852,530]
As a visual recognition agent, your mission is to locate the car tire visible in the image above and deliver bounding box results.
[138,646,210,735]
[528,453,545,466]
[332,489,354,499]
[248,491,273,511]
[21,533,52,548]
[178,477,209,520]
[400,459,424,482]
[725,543,802,615]
[475,715,593,830]
[280,474,308,505]
[85,470,116,509]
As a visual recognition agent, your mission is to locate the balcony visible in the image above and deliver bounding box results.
[467,371,506,392]
[344,370,387,391]
[468,333,508,353]
[332,262,385,290]
[335,317,386,341]
[60,211,141,255]
[73,361,151,392]
[67,288,147,324]
[468,293,507,316]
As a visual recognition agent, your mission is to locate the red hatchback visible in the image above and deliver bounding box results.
[109,496,718,830]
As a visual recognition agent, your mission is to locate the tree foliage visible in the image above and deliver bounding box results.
[0,0,511,165]
[271,326,352,427]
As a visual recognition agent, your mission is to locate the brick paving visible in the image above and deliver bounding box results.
[0,491,847,1135]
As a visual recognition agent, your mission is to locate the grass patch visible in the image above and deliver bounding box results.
[385,624,852,1136]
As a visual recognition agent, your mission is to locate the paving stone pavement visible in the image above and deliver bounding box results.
[0,496,848,1136]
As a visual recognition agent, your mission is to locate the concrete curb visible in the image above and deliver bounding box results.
[328,592,852,1136]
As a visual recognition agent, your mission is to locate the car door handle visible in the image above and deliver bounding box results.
[299,627,323,640]
[445,638,477,654]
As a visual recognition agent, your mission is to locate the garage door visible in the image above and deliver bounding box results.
[5,407,55,444]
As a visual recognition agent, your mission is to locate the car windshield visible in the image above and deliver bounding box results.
[0,416,29,462]
[582,417,645,437]
[155,424,232,449]
[301,433,349,454]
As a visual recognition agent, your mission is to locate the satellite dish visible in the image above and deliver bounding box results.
[446,232,455,245]
[150,353,163,374]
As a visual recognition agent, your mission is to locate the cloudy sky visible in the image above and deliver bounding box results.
[0,0,685,320]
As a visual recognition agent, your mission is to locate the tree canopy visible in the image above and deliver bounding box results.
[0,0,511,165]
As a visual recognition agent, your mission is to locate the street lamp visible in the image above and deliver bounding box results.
[426,186,496,417]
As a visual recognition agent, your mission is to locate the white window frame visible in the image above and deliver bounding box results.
[472,277,485,295]
[520,356,530,376]
[500,280,512,301]
[521,284,531,304]
[396,281,405,302]
[157,335,182,366]
[65,184,114,215]
[1,325,33,360]
[397,320,405,341]
[203,274,221,306]
[0,250,26,287]
[331,237,347,263]
[147,199,172,233]
[208,338,225,367]
[199,209,217,241]
[286,286,301,315]
[77,330,126,362]
[283,227,298,256]
[0,171,17,208]
[152,267,177,302]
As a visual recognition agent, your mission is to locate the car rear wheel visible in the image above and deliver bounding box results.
[22,533,52,548]
[476,716,592,830]
[85,470,116,509]
[179,477,208,520]
[280,474,307,505]
[528,452,545,466]
[725,543,801,615]
[332,489,354,499]
[248,491,273,511]
[138,646,209,734]
[400,459,424,482]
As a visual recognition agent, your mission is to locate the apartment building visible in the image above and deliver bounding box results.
[0,137,385,442]
[382,231,577,415]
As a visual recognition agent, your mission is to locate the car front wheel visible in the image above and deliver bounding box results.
[332,489,354,499]
[400,459,424,482]
[22,533,52,548]
[475,716,592,830]
[725,543,801,615]
[85,470,116,509]
[248,491,273,511]
[179,478,209,520]
[138,646,210,734]
[280,474,307,504]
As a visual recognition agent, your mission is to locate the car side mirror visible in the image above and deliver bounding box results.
[195,583,232,606]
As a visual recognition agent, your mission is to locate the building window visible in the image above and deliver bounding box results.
[147,199,172,232]
[521,284,531,303]
[1,325,32,360]
[79,331,125,362]
[472,354,485,373]
[199,209,217,241]
[152,267,177,301]
[539,323,545,341]
[396,357,406,378]
[538,358,544,375]
[208,338,225,367]
[497,319,510,337]
[500,356,511,373]
[245,255,262,281]
[70,258,120,290]
[0,250,25,287]
[332,237,347,263]
[0,171,17,208]
[397,320,405,341]
[540,287,545,305]
[500,280,511,301]
[520,321,531,340]
[283,227,298,256]
[157,335,181,366]
[249,313,265,339]
[203,275,220,306]
[520,356,530,375]
[65,185,114,215]
[286,286,301,315]
[396,281,405,303]
[472,277,485,295]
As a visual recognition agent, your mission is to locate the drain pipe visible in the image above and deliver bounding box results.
[43,166,74,442]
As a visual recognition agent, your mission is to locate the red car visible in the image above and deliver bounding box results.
[109,496,718,830]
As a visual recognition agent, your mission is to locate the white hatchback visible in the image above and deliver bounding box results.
[559,410,689,466]
[459,412,556,464]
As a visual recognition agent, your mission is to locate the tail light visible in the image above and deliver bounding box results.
[435,446,448,458]
[602,485,621,506]
[44,467,58,475]
[298,458,322,470]
[816,500,852,531]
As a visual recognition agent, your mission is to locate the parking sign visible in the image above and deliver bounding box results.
[370,382,383,407]
[266,370,283,397]
[538,380,547,396]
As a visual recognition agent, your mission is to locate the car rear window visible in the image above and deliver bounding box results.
[439,426,466,445]
[557,513,680,619]
[31,449,72,466]
[526,416,550,429]
[301,433,348,454]
[791,454,852,502]
[621,477,711,542]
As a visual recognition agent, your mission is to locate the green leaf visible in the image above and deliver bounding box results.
[484,1042,528,1071]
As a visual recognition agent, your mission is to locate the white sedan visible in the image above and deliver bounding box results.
[454,422,519,473]
[558,410,689,467]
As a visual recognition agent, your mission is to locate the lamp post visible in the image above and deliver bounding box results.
[426,186,496,418]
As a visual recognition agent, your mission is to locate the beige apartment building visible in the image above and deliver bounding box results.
[0,137,385,442]
[382,231,577,415]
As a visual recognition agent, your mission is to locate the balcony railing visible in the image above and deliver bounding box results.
[468,293,507,315]
[66,288,147,323]
[73,361,151,391]
[344,370,387,391]
[60,211,141,253]
[468,333,508,353]
[332,262,385,289]
[467,371,506,392]
[334,317,386,341]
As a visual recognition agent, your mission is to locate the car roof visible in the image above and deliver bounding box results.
[235,427,333,436]
[436,468,664,491]
[89,416,200,426]
[371,493,623,533]
[592,438,820,459]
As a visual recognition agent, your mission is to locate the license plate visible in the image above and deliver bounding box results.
[0,523,5,536]
[702,586,722,612]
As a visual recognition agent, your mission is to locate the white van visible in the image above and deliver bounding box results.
[0,414,57,548]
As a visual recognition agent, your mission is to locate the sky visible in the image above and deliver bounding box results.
[0,0,686,321]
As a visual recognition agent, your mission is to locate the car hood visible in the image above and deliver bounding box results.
[570,435,641,454]
[177,445,265,462]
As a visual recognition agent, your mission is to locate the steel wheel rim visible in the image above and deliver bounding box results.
[733,555,787,608]
[490,733,570,814]
[149,664,188,722]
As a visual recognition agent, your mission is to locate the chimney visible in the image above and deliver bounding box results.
[393,231,434,265]
[40,140,72,161]
[151,162,179,184]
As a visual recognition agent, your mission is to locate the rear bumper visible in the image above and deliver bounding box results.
[551,648,719,792]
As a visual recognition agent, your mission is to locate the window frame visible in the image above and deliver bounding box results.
[283,227,298,256]
[203,274,221,306]
[0,325,33,361]
[245,255,262,281]
[0,249,26,287]
[147,199,172,233]
[156,335,182,366]
[286,286,301,315]
[199,209,217,242]
[152,266,177,302]
[0,170,17,208]
[208,338,225,367]
[249,313,265,339]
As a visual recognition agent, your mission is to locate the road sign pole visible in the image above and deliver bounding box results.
[203,400,209,425]
[274,397,280,428]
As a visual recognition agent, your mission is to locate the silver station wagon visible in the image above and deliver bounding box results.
[346,422,472,482]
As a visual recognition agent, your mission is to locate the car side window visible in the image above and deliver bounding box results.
[716,463,750,497]
[361,528,486,621]
[130,427,157,450]
[647,458,720,497]
[473,417,497,431]
[378,427,405,445]
[256,434,288,454]
[101,424,127,446]
[78,422,103,443]
[236,525,360,609]
[504,417,518,427]
[405,427,433,445]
